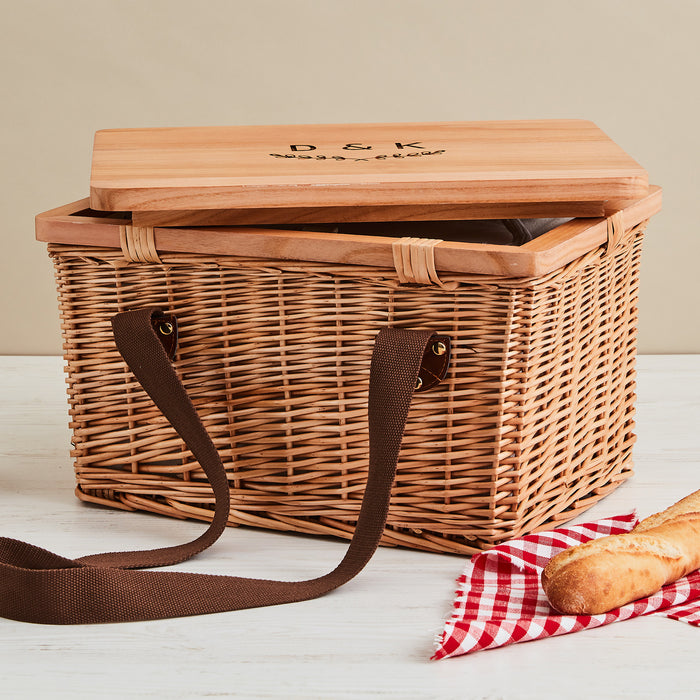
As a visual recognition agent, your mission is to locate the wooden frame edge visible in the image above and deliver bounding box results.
[36,187,662,278]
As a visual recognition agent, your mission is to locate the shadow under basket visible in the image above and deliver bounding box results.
[46,214,647,555]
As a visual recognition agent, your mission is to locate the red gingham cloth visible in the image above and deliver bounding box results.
[433,513,700,660]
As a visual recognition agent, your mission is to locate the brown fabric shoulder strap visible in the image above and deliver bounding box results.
[0,308,438,624]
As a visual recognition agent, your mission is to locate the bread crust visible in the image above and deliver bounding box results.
[541,490,700,614]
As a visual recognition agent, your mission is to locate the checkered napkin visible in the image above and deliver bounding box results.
[433,513,700,661]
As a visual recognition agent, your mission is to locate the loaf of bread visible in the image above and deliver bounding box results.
[541,490,700,614]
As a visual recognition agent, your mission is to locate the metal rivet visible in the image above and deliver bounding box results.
[158,321,174,336]
[432,341,447,356]
[415,376,423,390]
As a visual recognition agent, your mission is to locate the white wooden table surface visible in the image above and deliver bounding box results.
[0,355,698,699]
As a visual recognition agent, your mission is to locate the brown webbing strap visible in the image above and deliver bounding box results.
[0,308,436,624]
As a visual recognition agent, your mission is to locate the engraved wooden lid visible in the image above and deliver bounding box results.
[89,120,648,216]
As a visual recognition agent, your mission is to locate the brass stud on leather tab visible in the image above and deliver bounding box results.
[414,334,451,393]
[432,341,447,356]
[150,313,178,359]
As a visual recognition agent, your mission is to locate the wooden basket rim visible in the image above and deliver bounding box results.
[36,186,661,278]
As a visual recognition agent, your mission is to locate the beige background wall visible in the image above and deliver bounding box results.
[1,0,698,354]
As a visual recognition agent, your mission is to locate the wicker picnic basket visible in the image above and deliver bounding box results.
[37,120,662,556]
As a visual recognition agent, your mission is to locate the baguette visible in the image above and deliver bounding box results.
[541,490,700,614]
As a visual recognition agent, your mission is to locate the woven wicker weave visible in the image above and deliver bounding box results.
[48,218,646,555]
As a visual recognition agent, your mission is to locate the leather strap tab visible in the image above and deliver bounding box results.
[415,334,451,392]
[151,313,178,359]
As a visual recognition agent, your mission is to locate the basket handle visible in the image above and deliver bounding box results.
[0,307,448,624]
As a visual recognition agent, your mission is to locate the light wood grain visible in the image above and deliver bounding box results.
[90,120,648,212]
[523,186,662,272]
[130,200,606,227]
[35,187,662,278]
[0,356,697,699]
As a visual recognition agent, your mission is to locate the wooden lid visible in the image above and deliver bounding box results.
[90,120,648,216]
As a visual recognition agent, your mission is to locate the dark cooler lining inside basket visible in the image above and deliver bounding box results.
[271,218,572,246]
[69,209,571,247]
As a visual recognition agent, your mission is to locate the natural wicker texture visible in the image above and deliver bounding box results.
[49,219,646,555]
